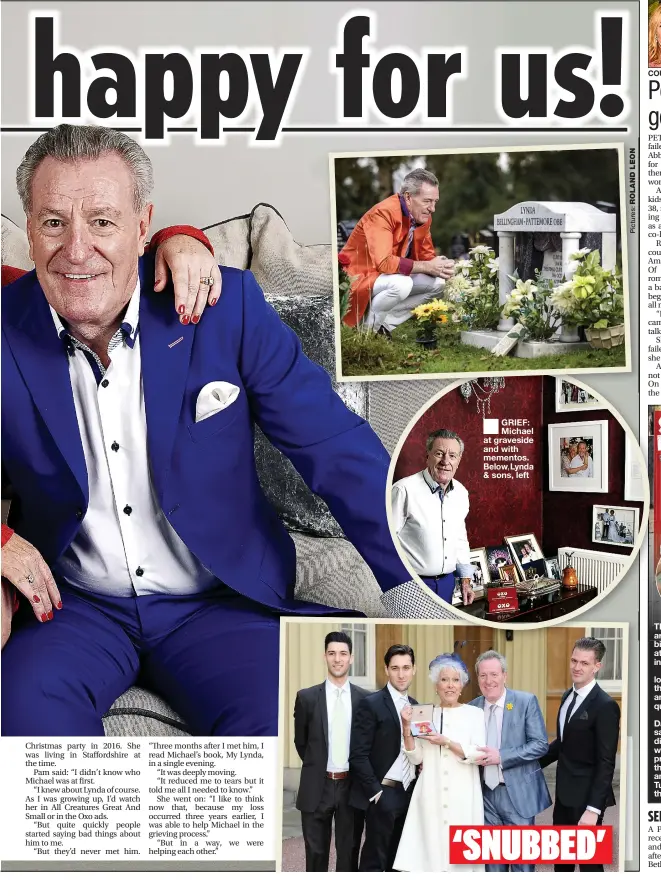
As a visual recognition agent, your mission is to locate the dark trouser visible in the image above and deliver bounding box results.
[419,573,456,603]
[300,777,364,872]
[2,584,281,736]
[359,782,413,872]
[552,799,605,872]
[482,783,535,872]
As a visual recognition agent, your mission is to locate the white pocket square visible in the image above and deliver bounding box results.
[195,382,240,422]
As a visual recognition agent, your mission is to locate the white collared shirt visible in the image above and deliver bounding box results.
[51,280,217,597]
[484,691,506,784]
[559,678,600,814]
[384,681,410,782]
[325,678,352,772]
[391,469,473,577]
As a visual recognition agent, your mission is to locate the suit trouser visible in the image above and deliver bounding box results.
[300,777,365,872]
[552,799,606,872]
[365,274,445,332]
[1,583,281,736]
[359,782,413,872]
[482,783,535,872]
[420,573,456,604]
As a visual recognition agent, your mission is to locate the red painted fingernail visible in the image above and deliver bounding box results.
[33,595,40,604]
[47,611,54,620]
[56,601,63,610]
[41,613,48,622]
[192,314,200,324]
[178,305,185,314]
[209,298,217,306]
[182,315,190,325]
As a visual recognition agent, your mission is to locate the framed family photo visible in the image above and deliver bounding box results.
[554,379,606,413]
[544,557,561,580]
[467,547,490,593]
[504,534,544,580]
[548,419,609,493]
[485,544,514,580]
[592,505,639,548]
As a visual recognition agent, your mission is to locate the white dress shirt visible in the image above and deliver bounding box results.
[483,692,506,784]
[559,678,600,815]
[51,282,218,598]
[391,469,473,577]
[384,681,411,782]
[326,678,352,772]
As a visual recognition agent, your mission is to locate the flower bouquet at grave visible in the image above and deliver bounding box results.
[410,299,454,343]
[444,245,501,330]
[502,274,561,342]
[338,251,356,322]
[550,249,624,345]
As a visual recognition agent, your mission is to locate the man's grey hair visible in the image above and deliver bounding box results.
[426,428,465,455]
[400,168,438,197]
[16,124,154,214]
[475,650,507,675]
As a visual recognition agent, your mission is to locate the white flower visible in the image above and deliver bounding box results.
[469,245,491,258]
[486,258,500,275]
[454,260,472,275]
[571,247,590,259]
[509,279,537,301]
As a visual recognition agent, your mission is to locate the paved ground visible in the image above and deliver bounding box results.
[281,768,620,873]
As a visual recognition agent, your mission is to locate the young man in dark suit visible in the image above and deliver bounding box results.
[541,636,621,872]
[349,644,418,872]
[293,631,369,872]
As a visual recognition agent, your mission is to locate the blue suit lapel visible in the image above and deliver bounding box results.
[138,255,195,499]
[501,688,512,745]
[4,273,88,502]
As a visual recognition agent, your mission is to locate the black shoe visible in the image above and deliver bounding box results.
[376,326,393,340]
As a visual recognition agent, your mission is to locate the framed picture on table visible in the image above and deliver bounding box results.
[485,544,515,581]
[467,547,490,593]
[505,533,545,580]
[548,419,609,493]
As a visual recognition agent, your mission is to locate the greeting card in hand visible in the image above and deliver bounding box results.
[410,703,438,736]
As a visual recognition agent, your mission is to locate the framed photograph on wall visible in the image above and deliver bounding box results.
[624,434,645,502]
[548,419,609,493]
[467,547,490,593]
[592,505,639,548]
[504,534,545,580]
[555,379,606,413]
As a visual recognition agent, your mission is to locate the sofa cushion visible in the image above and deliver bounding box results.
[202,213,251,269]
[103,686,190,736]
[1,214,32,270]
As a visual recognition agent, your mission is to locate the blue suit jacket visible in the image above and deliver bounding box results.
[1,256,410,613]
[470,688,552,818]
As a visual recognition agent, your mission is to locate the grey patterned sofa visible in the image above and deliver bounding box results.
[2,207,455,736]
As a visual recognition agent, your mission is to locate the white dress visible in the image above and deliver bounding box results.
[393,704,486,873]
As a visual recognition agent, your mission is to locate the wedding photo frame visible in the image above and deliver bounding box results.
[592,504,639,548]
[544,557,561,580]
[467,547,490,593]
[504,534,545,580]
[548,419,609,493]
[554,378,606,413]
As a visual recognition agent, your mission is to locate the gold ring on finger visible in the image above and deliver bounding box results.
[26,572,35,585]
[200,276,214,287]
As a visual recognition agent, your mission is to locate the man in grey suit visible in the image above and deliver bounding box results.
[470,649,552,872]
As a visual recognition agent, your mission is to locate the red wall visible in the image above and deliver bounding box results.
[393,376,644,558]
[393,377,543,549]
[541,378,643,556]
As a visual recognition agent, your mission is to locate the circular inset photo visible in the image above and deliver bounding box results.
[387,374,648,628]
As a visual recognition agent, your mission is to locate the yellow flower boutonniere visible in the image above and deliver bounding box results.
[506,702,514,711]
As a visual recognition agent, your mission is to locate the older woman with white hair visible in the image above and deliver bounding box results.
[393,653,486,872]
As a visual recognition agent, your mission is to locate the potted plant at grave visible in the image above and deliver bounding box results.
[502,275,561,343]
[550,249,625,348]
[443,245,501,330]
[410,299,453,349]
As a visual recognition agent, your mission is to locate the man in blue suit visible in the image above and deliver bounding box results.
[1,124,415,737]
[470,649,552,872]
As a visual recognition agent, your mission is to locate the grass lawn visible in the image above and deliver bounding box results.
[340,321,627,377]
